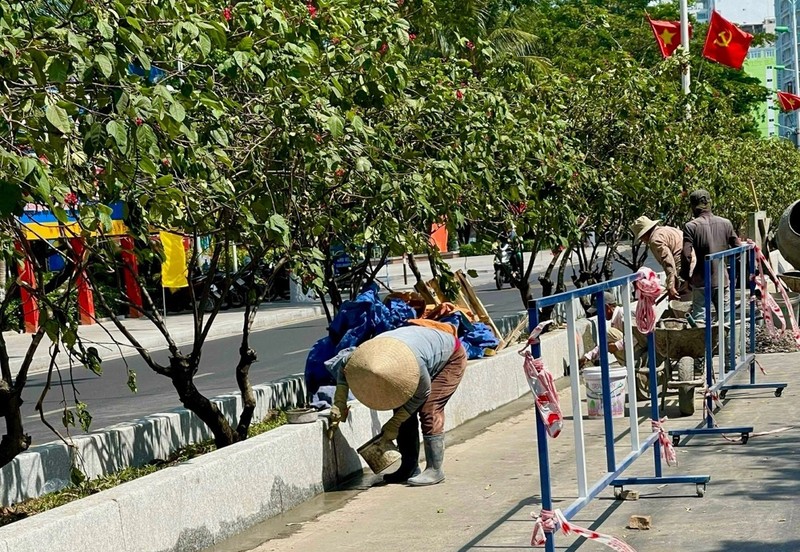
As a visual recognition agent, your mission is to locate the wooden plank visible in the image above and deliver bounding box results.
[414,281,440,306]
[496,315,528,352]
[455,270,504,347]
[426,278,474,316]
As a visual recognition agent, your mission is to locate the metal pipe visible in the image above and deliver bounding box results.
[528,304,555,552]
[565,299,588,498]
[680,0,691,95]
[729,259,737,374]
[717,264,726,382]
[749,249,757,384]
[704,259,714,429]
[595,291,616,472]
[648,331,662,478]
[622,282,639,452]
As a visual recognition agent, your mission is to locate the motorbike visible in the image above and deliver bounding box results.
[493,241,523,290]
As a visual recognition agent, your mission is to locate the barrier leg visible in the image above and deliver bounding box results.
[529,306,554,552]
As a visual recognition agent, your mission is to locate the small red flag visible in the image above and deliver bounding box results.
[702,10,753,70]
[647,17,691,58]
[778,91,800,112]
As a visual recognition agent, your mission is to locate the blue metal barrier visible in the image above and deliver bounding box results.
[669,244,787,445]
[529,272,710,552]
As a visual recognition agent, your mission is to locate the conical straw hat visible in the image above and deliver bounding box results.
[630,216,660,242]
[344,337,419,410]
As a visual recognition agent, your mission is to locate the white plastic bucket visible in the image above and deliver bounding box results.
[583,366,627,419]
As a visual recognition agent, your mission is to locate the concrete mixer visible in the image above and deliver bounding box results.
[776,200,800,271]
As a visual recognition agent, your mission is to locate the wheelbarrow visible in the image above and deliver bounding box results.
[633,301,725,416]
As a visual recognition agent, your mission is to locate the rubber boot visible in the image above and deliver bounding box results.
[408,434,445,486]
[383,415,420,484]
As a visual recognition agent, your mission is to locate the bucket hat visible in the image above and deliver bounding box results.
[630,216,660,242]
[344,337,419,410]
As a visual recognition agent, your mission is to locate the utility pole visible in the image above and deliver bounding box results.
[680,0,691,96]
[792,0,800,145]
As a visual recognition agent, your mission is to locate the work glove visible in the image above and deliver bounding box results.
[379,408,412,446]
[327,384,350,440]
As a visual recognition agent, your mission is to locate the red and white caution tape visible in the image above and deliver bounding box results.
[750,242,800,349]
[652,418,677,466]
[519,322,562,438]
[531,509,636,551]
[634,267,662,334]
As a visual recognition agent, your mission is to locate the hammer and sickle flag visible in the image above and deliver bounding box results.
[778,91,800,113]
[647,16,691,59]
[702,10,753,70]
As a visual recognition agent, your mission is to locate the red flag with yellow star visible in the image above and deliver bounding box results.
[778,91,800,112]
[647,17,690,58]
[702,10,753,70]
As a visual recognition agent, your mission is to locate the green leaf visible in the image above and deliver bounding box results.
[355,157,372,172]
[237,36,254,51]
[98,19,114,40]
[106,120,128,153]
[156,175,174,187]
[45,105,72,134]
[95,54,113,78]
[127,369,138,393]
[467,269,479,278]
[139,156,158,176]
[169,101,186,123]
[210,128,229,146]
[327,114,344,138]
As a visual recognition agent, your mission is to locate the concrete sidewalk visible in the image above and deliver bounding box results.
[213,352,800,552]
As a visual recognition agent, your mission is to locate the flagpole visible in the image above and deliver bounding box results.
[680,0,690,95]
[792,0,800,145]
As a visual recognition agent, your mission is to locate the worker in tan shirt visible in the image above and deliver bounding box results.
[631,216,689,300]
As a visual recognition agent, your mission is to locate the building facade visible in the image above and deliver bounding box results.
[744,47,778,138]
[776,0,799,143]
[690,0,714,24]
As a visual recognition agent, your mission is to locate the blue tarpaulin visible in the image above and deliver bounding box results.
[304,284,415,396]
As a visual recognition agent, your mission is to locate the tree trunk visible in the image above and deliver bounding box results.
[0,258,6,303]
[406,253,423,284]
[235,346,258,440]
[170,357,238,448]
[0,385,30,468]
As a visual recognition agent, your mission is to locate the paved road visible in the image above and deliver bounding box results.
[21,254,655,444]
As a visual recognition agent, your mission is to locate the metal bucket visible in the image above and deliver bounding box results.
[357,435,402,474]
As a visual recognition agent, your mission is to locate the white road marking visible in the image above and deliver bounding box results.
[483,304,495,308]
[28,406,74,419]
[194,373,213,379]
[285,348,310,356]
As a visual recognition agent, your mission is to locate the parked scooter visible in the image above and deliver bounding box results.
[493,240,523,290]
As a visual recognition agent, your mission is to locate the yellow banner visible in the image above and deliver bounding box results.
[22,221,129,240]
[160,231,188,288]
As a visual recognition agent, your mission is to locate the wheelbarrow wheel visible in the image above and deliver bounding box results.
[678,357,696,416]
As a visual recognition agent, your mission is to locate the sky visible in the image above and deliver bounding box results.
[713,0,773,24]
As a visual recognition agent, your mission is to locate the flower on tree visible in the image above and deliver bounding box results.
[456,89,464,101]
[222,6,233,21]
[465,40,474,50]
[307,3,318,18]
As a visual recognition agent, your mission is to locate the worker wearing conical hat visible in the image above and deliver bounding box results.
[329,325,467,486]
[631,215,689,300]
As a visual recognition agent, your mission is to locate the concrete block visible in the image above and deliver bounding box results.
[211,393,242,428]
[72,431,124,480]
[174,422,325,551]
[628,514,652,530]
[0,491,123,552]
[0,441,71,505]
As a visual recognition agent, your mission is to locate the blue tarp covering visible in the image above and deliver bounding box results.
[304,284,415,396]
[305,286,500,401]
